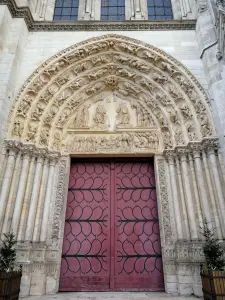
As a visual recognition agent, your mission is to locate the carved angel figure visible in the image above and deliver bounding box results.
[57,109,70,126]
[18,95,32,115]
[116,104,130,126]
[142,50,155,60]
[200,114,212,137]
[122,81,140,96]
[155,110,167,126]
[45,59,68,75]
[40,128,49,146]
[168,108,179,124]
[118,69,136,79]
[153,73,168,84]
[169,86,183,101]
[71,79,83,91]
[56,75,70,86]
[175,75,193,92]
[180,105,192,120]
[86,82,103,95]
[92,55,110,66]
[118,43,139,55]
[114,55,130,64]
[44,106,58,126]
[73,62,88,75]
[156,93,171,106]
[161,62,177,76]
[132,59,150,72]
[31,103,44,121]
[140,78,153,92]
[55,89,72,106]
[135,106,152,127]
[74,105,90,128]
[12,121,23,137]
[85,136,95,152]
[195,101,206,115]
[65,49,86,61]
[26,124,37,142]
[120,133,133,150]
[187,124,197,140]
[134,133,147,148]
[163,131,173,149]
[88,68,108,80]
[175,127,185,145]
[93,104,108,128]
[53,132,61,149]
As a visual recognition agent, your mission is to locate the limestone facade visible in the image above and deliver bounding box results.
[0,0,225,298]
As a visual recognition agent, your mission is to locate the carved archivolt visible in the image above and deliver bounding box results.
[7,34,216,155]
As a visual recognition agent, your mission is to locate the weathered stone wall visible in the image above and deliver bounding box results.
[0,5,28,135]
[0,0,225,298]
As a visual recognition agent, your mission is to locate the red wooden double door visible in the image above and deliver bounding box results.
[59,159,164,291]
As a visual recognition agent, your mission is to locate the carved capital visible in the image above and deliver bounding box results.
[4,139,22,152]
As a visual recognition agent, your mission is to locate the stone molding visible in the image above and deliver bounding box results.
[155,157,172,242]
[0,0,196,31]
[4,139,60,159]
[51,158,68,242]
[164,137,219,157]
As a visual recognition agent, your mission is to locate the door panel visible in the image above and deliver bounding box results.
[59,159,164,291]
[59,162,111,291]
[113,161,164,291]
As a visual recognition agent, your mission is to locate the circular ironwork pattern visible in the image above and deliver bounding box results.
[61,162,110,276]
[115,162,163,276]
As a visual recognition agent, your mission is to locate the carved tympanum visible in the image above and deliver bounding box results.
[7,34,215,153]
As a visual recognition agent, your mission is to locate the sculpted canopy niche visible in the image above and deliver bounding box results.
[7,34,216,155]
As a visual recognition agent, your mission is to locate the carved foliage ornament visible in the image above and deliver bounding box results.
[7,35,216,153]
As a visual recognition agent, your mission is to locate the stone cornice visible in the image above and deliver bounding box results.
[0,0,196,31]
[164,137,219,157]
[4,139,61,159]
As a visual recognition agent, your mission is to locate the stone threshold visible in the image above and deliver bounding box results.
[21,292,198,300]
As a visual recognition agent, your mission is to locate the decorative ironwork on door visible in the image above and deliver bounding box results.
[59,159,164,291]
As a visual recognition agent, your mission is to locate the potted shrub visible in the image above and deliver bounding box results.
[200,219,225,300]
[0,232,22,300]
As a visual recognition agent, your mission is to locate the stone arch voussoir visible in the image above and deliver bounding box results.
[7,34,216,155]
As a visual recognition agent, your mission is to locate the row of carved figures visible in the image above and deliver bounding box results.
[65,132,159,152]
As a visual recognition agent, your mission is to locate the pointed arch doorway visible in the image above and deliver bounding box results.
[3,33,220,296]
[59,158,164,291]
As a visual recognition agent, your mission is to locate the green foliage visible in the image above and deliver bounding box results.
[200,218,225,271]
[0,232,17,272]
